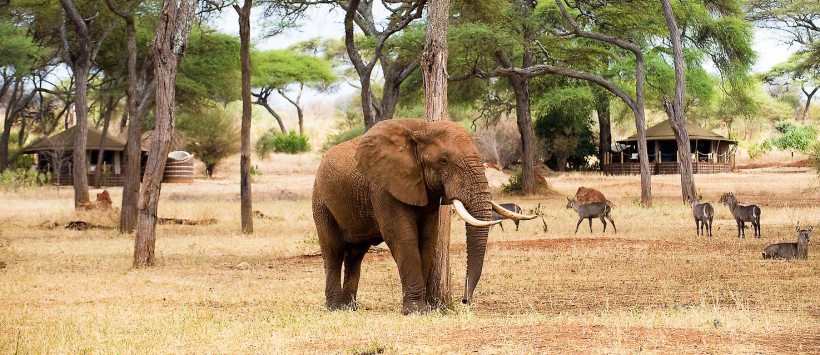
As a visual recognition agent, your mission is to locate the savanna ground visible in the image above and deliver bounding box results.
[1,153,820,353]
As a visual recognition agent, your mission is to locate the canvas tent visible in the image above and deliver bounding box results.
[603,120,736,175]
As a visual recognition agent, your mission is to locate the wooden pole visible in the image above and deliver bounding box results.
[421,0,451,308]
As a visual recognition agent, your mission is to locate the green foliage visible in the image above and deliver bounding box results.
[177,29,241,106]
[323,126,365,152]
[252,49,337,89]
[256,130,311,156]
[0,169,50,190]
[176,106,240,177]
[500,170,524,194]
[770,122,818,153]
[0,19,46,74]
[811,143,820,176]
[532,81,597,171]
[746,140,773,159]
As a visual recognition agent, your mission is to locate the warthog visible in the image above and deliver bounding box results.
[719,192,762,238]
[566,198,616,234]
[690,195,714,237]
[490,203,523,231]
[763,224,812,259]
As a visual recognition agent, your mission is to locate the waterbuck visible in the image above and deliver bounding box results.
[491,203,524,231]
[690,195,714,237]
[719,192,762,238]
[566,198,616,234]
[763,224,812,259]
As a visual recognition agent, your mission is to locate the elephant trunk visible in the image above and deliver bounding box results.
[461,185,492,305]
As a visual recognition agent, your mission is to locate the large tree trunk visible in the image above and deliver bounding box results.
[634,57,652,205]
[594,87,612,169]
[0,79,19,171]
[421,0,450,309]
[133,0,197,268]
[60,0,93,207]
[106,0,152,233]
[509,76,537,195]
[661,0,696,202]
[235,0,253,234]
[801,86,817,122]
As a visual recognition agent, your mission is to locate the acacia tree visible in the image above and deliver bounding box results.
[341,0,426,130]
[661,0,695,202]
[252,49,337,134]
[133,0,198,268]
[235,0,253,234]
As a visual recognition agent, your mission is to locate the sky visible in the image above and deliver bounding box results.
[209,6,799,107]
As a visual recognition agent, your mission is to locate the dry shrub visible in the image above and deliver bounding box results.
[474,120,521,169]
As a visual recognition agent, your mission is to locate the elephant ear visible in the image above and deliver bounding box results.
[355,119,428,206]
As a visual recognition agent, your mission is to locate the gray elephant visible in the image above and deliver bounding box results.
[312,119,534,314]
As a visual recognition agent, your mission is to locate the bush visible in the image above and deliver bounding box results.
[0,169,50,190]
[746,140,773,160]
[770,121,817,153]
[322,125,365,152]
[176,106,241,177]
[811,143,820,175]
[533,110,596,171]
[256,130,311,156]
[500,170,523,193]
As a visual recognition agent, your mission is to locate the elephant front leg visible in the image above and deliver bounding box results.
[314,205,347,310]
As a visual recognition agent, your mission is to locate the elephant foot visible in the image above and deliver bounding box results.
[326,298,357,312]
[401,299,428,315]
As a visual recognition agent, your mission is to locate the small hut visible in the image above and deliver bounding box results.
[20,126,148,186]
[603,120,736,175]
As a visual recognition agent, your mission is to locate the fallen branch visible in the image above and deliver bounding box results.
[157,217,217,225]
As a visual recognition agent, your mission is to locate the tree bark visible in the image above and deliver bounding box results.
[594,87,612,169]
[661,0,696,202]
[421,0,451,309]
[801,86,817,122]
[60,0,92,207]
[253,90,287,132]
[235,0,253,234]
[134,0,198,268]
[0,79,21,171]
[509,76,537,195]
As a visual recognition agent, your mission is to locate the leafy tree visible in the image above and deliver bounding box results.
[176,28,242,106]
[256,129,311,156]
[176,106,240,177]
[770,121,818,153]
[252,48,337,134]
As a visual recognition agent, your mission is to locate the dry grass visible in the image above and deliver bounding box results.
[1,155,820,353]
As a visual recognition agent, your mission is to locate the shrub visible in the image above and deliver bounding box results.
[746,140,773,160]
[811,143,820,176]
[0,169,50,190]
[770,121,817,153]
[256,130,311,156]
[176,106,241,177]
[500,170,523,193]
[322,125,365,151]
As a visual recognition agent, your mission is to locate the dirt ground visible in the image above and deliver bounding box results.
[1,154,819,353]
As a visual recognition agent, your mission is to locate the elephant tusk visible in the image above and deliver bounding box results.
[490,201,538,220]
[452,200,502,228]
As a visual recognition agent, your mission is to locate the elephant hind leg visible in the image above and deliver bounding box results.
[342,243,371,309]
[314,203,346,311]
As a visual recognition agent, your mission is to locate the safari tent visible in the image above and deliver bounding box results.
[20,126,148,186]
[603,119,736,175]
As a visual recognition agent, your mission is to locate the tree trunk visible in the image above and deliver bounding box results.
[634,57,652,205]
[94,95,116,188]
[235,0,253,234]
[134,0,198,268]
[594,87,612,169]
[0,79,18,171]
[510,76,537,195]
[801,86,817,122]
[661,0,696,202]
[360,72,378,131]
[421,0,451,309]
[255,97,287,132]
[60,0,92,207]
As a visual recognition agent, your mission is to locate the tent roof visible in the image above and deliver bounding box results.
[619,119,735,143]
[21,126,146,153]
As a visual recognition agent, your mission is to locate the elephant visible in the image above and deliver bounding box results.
[312,119,535,314]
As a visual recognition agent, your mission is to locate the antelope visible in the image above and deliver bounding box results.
[490,203,524,231]
[719,192,762,238]
[763,224,812,259]
[566,198,616,234]
[690,195,714,237]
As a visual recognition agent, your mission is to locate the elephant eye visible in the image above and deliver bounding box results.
[439,157,449,165]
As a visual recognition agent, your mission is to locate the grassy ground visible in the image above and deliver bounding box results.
[1,155,819,353]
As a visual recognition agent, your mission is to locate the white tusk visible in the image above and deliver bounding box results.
[452,200,502,227]
[490,201,538,220]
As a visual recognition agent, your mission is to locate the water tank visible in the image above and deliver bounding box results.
[163,151,194,183]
